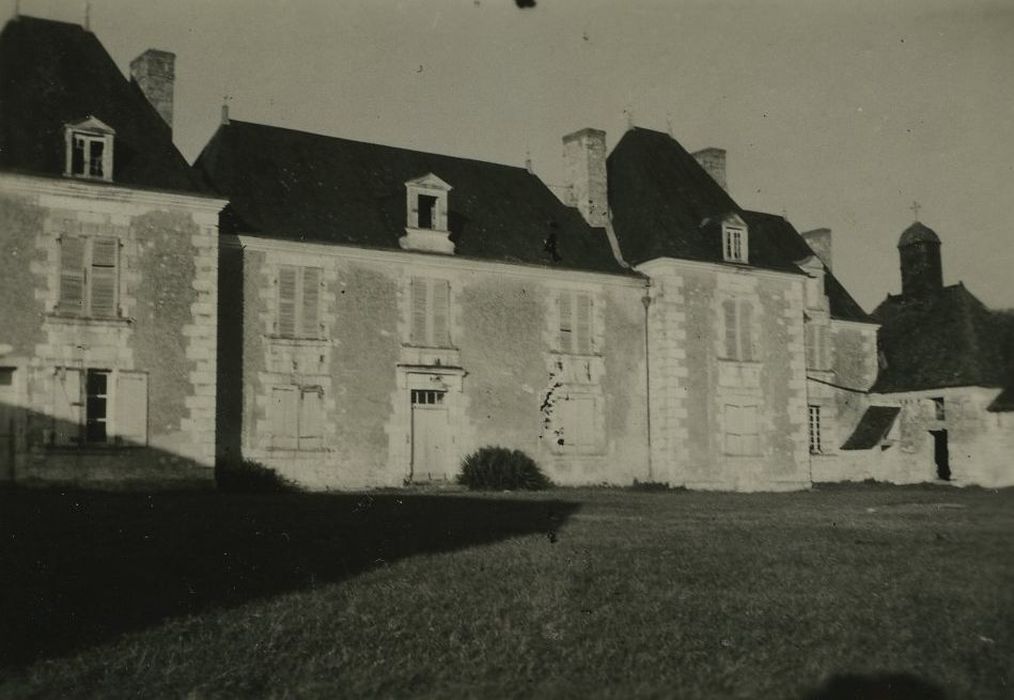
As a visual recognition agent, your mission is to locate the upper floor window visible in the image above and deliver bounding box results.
[401,173,455,254]
[410,276,451,348]
[723,225,747,262]
[64,117,115,182]
[58,235,120,317]
[805,323,831,370]
[558,290,593,354]
[721,299,754,361]
[277,266,322,339]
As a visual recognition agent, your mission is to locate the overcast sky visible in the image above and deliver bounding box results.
[18,0,1014,310]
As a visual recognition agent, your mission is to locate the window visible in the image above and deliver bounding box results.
[723,224,748,263]
[0,368,13,386]
[805,323,831,370]
[277,266,322,339]
[50,367,148,447]
[411,389,445,405]
[58,236,120,317]
[410,277,451,347]
[722,299,754,361]
[724,403,760,456]
[808,405,822,454]
[270,385,324,450]
[932,397,945,420]
[417,195,438,230]
[554,393,599,453]
[64,118,115,181]
[558,291,593,354]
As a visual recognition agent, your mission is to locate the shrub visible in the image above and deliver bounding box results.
[216,458,296,493]
[457,447,552,491]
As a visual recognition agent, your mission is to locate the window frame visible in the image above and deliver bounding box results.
[50,367,148,448]
[64,119,115,182]
[276,265,323,340]
[724,403,760,456]
[408,277,452,348]
[805,322,832,370]
[557,290,594,355]
[721,298,755,362]
[269,383,326,451]
[808,404,823,454]
[57,235,121,318]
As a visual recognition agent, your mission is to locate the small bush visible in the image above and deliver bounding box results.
[457,447,552,491]
[216,458,296,493]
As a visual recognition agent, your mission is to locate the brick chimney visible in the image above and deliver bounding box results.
[130,49,175,131]
[692,147,727,192]
[562,128,608,228]
[801,228,833,270]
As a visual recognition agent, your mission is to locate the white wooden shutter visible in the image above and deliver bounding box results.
[52,368,83,446]
[300,267,321,338]
[410,277,428,345]
[431,279,450,347]
[739,302,753,361]
[299,387,323,450]
[114,371,148,446]
[89,237,118,317]
[58,237,86,312]
[270,386,298,449]
[277,266,298,338]
[575,293,592,354]
[558,292,573,353]
[723,300,738,359]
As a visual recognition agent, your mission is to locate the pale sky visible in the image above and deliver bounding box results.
[16,0,1014,310]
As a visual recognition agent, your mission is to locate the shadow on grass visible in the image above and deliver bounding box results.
[804,672,949,699]
[0,489,580,668]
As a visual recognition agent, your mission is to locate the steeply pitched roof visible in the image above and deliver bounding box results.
[606,127,871,322]
[898,221,940,247]
[0,15,206,194]
[840,406,900,450]
[871,284,1012,395]
[194,120,627,274]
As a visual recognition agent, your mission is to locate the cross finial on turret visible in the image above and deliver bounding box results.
[910,200,921,221]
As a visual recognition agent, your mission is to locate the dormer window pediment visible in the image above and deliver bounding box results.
[64,117,115,182]
[401,173,454,254]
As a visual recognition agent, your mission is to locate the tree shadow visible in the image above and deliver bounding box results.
[803,672,949,700]
[0,488,580,668]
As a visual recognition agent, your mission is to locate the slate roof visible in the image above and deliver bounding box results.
[898,221,940,247]
[606,127,871,322]
[194,120,627,274]
[840,406,900,450]
[871,284,1014,402]
[0,15,206,194]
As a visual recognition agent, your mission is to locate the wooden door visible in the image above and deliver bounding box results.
[410,389,449,482]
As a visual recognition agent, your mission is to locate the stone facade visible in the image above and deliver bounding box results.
[0,172,225,486]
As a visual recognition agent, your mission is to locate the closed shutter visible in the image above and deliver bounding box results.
[89,237,118,317]
[572,395,596,452]
[410,277,428,345]
[58,237,86,312]
[431,279,449,347]
[805,324,816,368]
[301,267,321,338]
[742,405,759,455]
[299,387,323,450]
[575,293,592,354]
[558,292,573,353]
[277,266,298,337]
[52,368,83,446]
[270,386,298,449]
[819,326,831,370]
[723,300,738,359]
[114,371,148,446]
[739,302,753,361]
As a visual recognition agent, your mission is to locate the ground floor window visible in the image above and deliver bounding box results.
[551,392,600,454]
[808,405,822,454]
[724,403,760,456]
[51,367,148,447]
[270,385,324,450]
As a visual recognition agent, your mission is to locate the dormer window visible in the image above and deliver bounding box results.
[401,173,454,254]
[64,117,115,182]
[719,213,749,263]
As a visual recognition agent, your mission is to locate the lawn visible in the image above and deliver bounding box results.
[0,484,1011,698]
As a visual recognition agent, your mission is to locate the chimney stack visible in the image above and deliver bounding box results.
[562,128,608,228]
[801,228,833,270]
[130,49,175,131]
[692,147,727,192]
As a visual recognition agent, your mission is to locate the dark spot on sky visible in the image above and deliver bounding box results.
[515,0,536,8]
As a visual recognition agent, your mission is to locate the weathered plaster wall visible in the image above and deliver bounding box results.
[0,175,220,487]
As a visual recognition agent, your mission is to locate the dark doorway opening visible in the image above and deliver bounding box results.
[930,429,950,480]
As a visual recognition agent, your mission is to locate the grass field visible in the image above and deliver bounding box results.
[1,483,1011,698]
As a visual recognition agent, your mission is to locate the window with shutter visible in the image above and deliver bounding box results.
[575,293,592,354]
[739,302,753,361]
[299,387,323,450]
[270,386,298,449]
[58,237,86,312]
[558,292,573,353]
[115,371,148,446]
[431,279,450,347]
[724,403,760,456]
[411,277,428,345]
[277,266,298,338]
[300,267,321,338]
[84,369,110,443]
[723,299,738,359]
[556,394,599,453]
[52,368,83,446]
[89,237,118,317]
[408,277,452,347]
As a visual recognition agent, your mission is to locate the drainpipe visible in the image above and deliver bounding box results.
[641,280,653,482]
